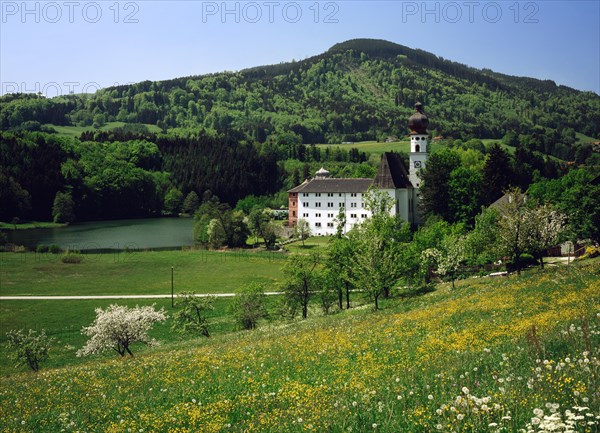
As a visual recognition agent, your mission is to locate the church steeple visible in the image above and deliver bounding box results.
[408,102,429,188]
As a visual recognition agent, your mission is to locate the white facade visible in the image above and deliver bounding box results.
[297,191,372,236]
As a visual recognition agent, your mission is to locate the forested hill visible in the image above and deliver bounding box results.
[2,38,599,144]
[1,39,599,223]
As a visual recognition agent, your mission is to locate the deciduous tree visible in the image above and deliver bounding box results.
[77,305,167,357]
[282,252,321,320]
[231,283,268,330]
[5,329,53,372]
[172,292,214,337]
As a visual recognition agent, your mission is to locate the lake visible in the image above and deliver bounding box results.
[6,218,195,251]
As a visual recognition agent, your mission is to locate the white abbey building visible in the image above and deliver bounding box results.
[288,103,430,235]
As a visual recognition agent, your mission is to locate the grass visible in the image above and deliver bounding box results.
[575,132,598,144]
[282,236,332,253]
[0,249,286,296]
[0,221,67,230]
[45,122,162,138]
[0,295,285,374]
[0,258,597,432]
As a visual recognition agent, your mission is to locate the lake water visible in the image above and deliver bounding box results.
[6,218,195,251]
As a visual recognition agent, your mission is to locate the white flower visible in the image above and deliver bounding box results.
[457,414,464,420]
[372,423,377,429]
[428,394,434,400]
[461,387,469,395]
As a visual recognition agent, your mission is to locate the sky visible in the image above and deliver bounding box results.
[1,1,599,97]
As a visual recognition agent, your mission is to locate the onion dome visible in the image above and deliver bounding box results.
[315,167,331,179]
[408,102,429,135]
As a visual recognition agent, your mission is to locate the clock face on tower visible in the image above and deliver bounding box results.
[414,161,422,168]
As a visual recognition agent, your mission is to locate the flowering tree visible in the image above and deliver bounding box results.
[5,329,53,371]
[523,204,565,268]
[422,234,466,289]
[496,188,566,272]
[77,305,167,357]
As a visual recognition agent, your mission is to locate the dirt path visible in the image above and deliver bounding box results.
[0,292,283,300]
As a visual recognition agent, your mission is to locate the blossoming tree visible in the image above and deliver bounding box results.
[77,304,167,357]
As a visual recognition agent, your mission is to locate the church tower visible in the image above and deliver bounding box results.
[408,102,429,188]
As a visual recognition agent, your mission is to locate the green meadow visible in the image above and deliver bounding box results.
[45,122,162,138]
[0,258,597,432]
[0,249,286,296]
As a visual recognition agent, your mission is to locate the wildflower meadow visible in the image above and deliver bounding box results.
[1,260,598,432]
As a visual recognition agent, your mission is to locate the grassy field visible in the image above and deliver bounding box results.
[0,258,597,432]
[282,236,332,254]
[0,295,287,374]
[0,221,67,230]
[45,122,162,138]
[0,250,286,296]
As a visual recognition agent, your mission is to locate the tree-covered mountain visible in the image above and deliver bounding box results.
[1,38,599,223]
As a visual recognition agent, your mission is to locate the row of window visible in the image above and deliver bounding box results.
[306,202,364,208]
[302,193,361,197]
[312,214,368,227]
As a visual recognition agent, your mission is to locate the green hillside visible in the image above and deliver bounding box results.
[1,259,598,432]
[1,38,599,224]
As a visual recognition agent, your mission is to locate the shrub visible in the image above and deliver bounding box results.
[581,245,599,259]
[49,244,62,254]
[36,244,49,253]
[61,253,83,264]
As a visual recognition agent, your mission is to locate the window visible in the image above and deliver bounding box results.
[415,144,420,152]
[339,203,344,208]
[315,202,321,207]
[292,211,296,216]
[327,202,333,207]
[327,193,334,197]
[316,213,321,217]
[292,202,296,206]
[315,193,321,197]
[315,222,322,227]
[350,193,357,197]
[339,193,343,197]
[351,213,357,218]
[350,203,357,208]
[327,213,334,218]
[302,193,308,197]
[303,213,309,218]
[327,222,334,228]
[361,214,367,218]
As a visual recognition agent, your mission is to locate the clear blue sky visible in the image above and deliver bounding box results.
[1,1,599,96]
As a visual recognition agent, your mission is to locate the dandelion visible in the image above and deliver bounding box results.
[372,423,377,429]
[428,394,434,400]
[457,414,464,421]
[461,387,469,395]
[436,424,442,430]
